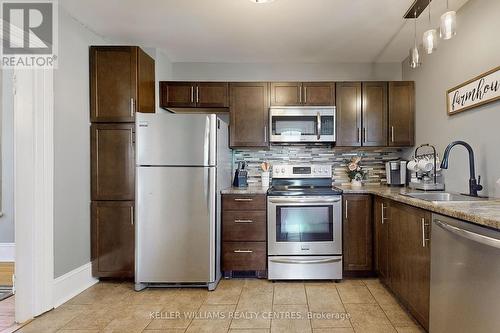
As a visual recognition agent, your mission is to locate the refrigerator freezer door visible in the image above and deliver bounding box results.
[136,113,217,166]
[136,166,216,283]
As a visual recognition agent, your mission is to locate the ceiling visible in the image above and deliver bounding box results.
[60,0,468,63]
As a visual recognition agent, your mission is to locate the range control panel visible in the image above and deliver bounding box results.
[272,164,332,179]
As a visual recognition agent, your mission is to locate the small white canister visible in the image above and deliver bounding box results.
[261,171,270,189]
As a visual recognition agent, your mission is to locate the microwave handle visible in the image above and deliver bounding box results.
[317,112,321,140]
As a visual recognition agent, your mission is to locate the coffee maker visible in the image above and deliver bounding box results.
[385,160,407,186]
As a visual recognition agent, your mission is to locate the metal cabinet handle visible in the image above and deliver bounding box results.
[191,86,194,103]
[270,257,341,264]
[391,126,395,143]
[345,200,348,220]
[363,128,367,143]
[235,198,253,202]
[130,98,135,116]
[357,128,361,143]
[299,85,302,103]
[234,249,253,253]
[317,112,321,140]
[264,126,267,143]
[234,219,253,224]
[435,219,500,249]
[304,86,307,104]
[421,217,430,247]
[381,203,387,224]
[196,86,199,103]
[130,206,134,226]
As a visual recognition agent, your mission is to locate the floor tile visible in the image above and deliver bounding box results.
[229,330,270,333]
[336,283,376,304]
[185,304,235,333]
[273,283,307,305]
[312,328,355,333]
[344,303,396,333]
[147,303,201,330]
[271,304,311,333]
[363,281,400,310]
[230,301,272,329]
[394,325,426,333]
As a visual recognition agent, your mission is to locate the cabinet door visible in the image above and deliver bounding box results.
[270,82,302,106]
[406,206,431,331]
[91,201,134,278]
[388,81,415,147]
[343,194,373,272]
[374,197,389,284]
[336,82,362,146]
[195,82,229,108]
[90,46,137,122]
[160,81,196,108]
[137,48,155,113]
[91,124,135,201]
[388,203,410,302]
[362,82,388,146]
[229,82,269,147]
[302,82,335,106]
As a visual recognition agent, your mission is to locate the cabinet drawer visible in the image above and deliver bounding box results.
[222,194,266,211]
[223,211,266,241]
[222,242,266,271]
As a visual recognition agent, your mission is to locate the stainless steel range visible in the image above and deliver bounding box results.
[267,164,343,280]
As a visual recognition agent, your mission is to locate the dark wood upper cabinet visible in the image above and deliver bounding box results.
[229,82,269,148]
[343,194,373,273]
[160,81,196,108]
[196,82,229,108]
[91,123,135,201]
[388,81,415,147]
[336,82,362,147]
[91,201,134,278]
[302,82,335,106]
[90,46,154,122]
[270,82,335,106]
[362,82,388,146]
[374,196,390,285]
[159,82,229,109]
[270,82,302,106]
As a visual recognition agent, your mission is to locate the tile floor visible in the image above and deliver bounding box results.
[14,278,425,333]
[1,296,23,333]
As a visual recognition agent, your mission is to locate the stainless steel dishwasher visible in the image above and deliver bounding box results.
[430,214,500,333]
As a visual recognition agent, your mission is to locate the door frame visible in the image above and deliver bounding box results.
[13,68,54,322]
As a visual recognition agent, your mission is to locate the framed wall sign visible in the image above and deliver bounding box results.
[447,66,500,115]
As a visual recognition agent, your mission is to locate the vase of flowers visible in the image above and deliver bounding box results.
[346,156,367,187]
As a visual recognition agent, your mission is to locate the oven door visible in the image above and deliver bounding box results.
[268,196,342,256]
[269,107,335,143]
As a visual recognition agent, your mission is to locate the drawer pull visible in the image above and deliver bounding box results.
[234,219,253,223]
[234,198,253,202]
[234,249,253,253]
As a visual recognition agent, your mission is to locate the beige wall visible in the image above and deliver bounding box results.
[403,0,500,197]
[171,62,402,81]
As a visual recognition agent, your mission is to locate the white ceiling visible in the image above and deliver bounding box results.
[60,0,469,63]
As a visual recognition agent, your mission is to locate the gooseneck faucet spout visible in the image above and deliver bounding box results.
[440,141,483,197]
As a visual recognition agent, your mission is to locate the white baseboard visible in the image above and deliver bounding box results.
[0,243,15,262]
[53,262,98,308]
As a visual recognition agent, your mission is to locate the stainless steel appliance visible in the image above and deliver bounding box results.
[269,106,335,143]
[430,214,500,332]
[135,113,231,291]
[267,164,343,280]
[385,160,407,186]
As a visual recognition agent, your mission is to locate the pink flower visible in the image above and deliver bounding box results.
[348,163,357,171]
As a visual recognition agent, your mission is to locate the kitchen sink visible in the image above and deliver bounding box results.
[403,192,487,202]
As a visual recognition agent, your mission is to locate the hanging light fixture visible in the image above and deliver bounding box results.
[440,0,457,39]
[423,0,438,54]
[409,11,422,68]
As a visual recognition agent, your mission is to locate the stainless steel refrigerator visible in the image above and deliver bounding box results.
[134,112,231,291]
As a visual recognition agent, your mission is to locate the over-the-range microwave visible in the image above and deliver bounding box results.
[269,106,336,143]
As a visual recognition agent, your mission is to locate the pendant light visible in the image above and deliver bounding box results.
[423,0,438,54]
[440,0,457,39]
[409,11,422,68]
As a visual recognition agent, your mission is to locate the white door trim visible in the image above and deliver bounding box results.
[13,68,54,322]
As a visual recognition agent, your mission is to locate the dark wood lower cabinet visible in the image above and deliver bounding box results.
[342,194,373,274]
[222,242,267,271]
[91,201,134,278]
[374,196,389,284]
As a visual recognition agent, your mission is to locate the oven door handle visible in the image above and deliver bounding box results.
[268,197,341,204]
[269,257,342,265]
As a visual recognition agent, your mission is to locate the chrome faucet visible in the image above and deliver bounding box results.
[440,141,483,197]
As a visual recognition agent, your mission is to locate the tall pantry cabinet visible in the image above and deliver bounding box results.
[90,46,155,278]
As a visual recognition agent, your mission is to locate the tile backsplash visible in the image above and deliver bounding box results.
[233,145,404,186]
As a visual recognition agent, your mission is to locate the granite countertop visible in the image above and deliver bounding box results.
[337,184,500,231]
[221,186,269,195]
